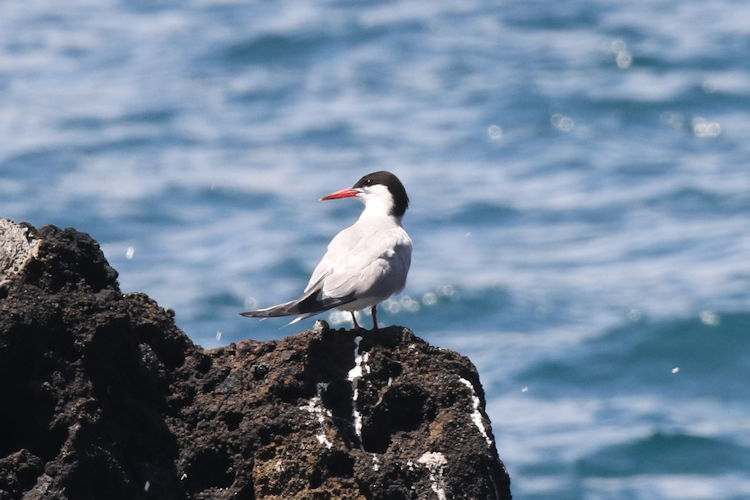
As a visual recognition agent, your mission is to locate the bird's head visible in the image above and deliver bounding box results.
[320,171,409,218]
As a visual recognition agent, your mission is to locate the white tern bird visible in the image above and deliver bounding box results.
[241,171,412,330]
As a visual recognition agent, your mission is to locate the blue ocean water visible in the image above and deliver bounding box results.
[3,1,750,498]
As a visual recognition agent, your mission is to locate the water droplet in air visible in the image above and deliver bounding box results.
[692,117,721,138]
[400,296,420,313]
[627,308,643,322]
[699,310,720,326]
[609,39,627,53]
[615,50,632,69]
[422,292,438,306]
[551,113,575,132]
[487,124,503,140]
[660,111,685,130]
[384,298,401,314]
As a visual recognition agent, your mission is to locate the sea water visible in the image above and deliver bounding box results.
[3,1,750,498]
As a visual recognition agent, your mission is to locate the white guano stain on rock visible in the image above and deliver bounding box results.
[347,336,370,446]
[458,377,493,447]
[418,452,448,500]
[298,382,333,449]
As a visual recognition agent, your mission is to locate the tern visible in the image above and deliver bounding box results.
[241,171,412,331]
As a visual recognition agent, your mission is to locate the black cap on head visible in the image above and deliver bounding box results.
[353,171,409,217]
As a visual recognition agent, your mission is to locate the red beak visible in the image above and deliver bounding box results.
[320,188,359,201]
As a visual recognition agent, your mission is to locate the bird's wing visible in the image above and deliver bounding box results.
[300,221,366,295]
[242,219,411,321]
[303,249,335,295]
[318,223,412,301]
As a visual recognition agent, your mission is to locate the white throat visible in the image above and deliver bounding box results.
[357,184,396,221]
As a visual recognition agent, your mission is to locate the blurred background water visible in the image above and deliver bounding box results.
[3,1,750,498]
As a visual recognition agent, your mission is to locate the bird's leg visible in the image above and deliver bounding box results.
[371,305,379,331]
[351,312,363,330]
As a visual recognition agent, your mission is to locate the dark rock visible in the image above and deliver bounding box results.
[0,219,511,499]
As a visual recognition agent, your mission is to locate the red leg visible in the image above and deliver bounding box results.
[371,305,379,331]
[351,312,363,330]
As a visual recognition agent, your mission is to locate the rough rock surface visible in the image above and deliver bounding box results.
[0,219,511,500]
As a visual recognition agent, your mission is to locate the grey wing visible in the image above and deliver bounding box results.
[303,250,335,295]
[302,224,361,296]
[320,227,412,301]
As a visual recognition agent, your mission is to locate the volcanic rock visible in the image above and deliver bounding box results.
[0,219,511,499]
